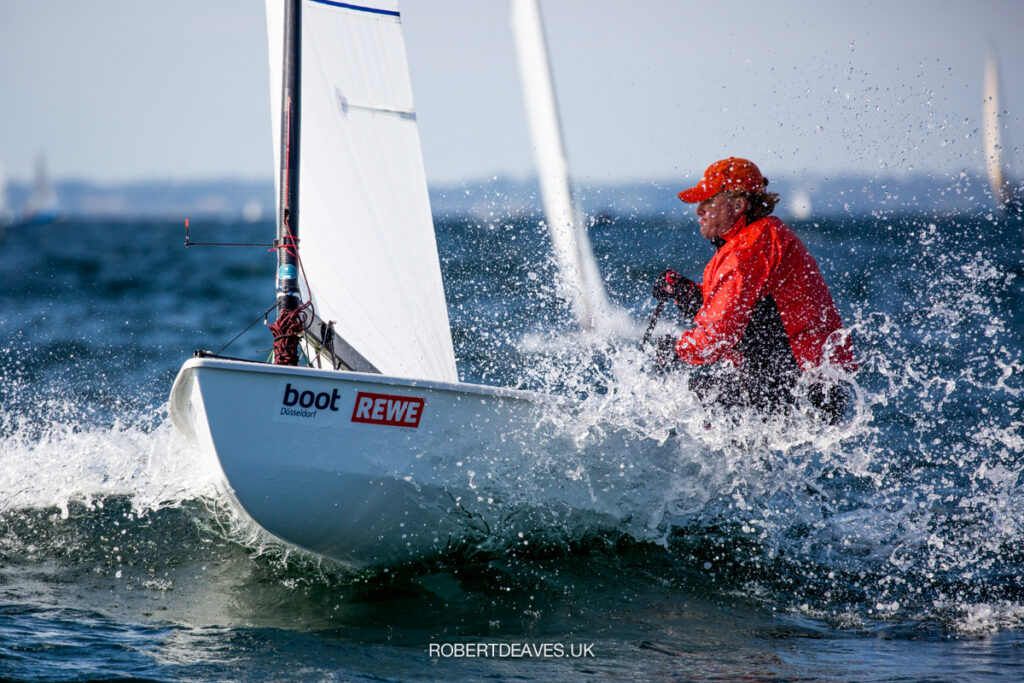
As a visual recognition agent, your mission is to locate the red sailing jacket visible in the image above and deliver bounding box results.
[674,215,856,371]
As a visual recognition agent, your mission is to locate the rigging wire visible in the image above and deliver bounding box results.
[212,301,281,357]
[184,219,274,248]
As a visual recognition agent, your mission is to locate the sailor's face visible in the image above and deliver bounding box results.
[695,192,746,240]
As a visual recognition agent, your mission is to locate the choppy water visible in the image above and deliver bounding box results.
[1,206,1022,681]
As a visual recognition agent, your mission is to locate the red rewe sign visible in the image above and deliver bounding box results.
[351,391,425,428]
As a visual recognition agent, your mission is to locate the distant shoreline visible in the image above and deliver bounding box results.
[2,172,1016,221]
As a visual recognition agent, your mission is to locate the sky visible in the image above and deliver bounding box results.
[1,0,1022,186]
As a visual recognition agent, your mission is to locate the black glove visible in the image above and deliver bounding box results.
[652,334,679,371]
[652,269,682,301]
[653,269,702,318]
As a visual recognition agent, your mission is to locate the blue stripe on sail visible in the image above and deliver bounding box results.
[308,0,400,17]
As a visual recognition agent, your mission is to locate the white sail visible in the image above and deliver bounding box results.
[266,0,457,382]
[982,49,1007,206]
[510,0,611,330]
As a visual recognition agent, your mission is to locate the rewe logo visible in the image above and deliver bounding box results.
[351,391,425,428]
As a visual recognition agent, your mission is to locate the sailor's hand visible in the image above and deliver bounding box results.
[653,269,700,303]
[652,269,682,301]
[652,334,680,371]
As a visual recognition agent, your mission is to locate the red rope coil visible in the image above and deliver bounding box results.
[269,301,310,366]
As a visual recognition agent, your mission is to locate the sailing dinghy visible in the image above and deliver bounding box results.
[169,0,675,568]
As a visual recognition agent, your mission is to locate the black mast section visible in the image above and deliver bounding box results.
[274,0,302,365]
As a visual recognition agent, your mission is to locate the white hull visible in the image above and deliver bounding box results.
[169,358,675,568]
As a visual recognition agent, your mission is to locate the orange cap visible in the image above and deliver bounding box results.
[677,157,766,203]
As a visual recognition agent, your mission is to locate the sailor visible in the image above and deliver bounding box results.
[652,157,856,423]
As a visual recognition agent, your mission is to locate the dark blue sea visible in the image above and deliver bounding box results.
[1,204,1023,681]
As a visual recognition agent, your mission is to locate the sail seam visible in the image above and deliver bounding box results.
[307,0,400,18]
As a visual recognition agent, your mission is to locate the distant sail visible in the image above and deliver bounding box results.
[265,0,457,382]
[0,161,10,229]
[982,49,1008,206]
[787,189,812,221]
[0,161,7,219]
[23,154,59,220]
[510,0,611,330]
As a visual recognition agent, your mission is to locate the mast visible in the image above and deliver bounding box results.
[274,0,302,364]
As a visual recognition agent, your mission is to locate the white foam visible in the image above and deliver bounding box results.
[1,405,221,517]
[951,601,1024,634]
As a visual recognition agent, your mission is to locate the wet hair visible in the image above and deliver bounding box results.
[730,178,780,222]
